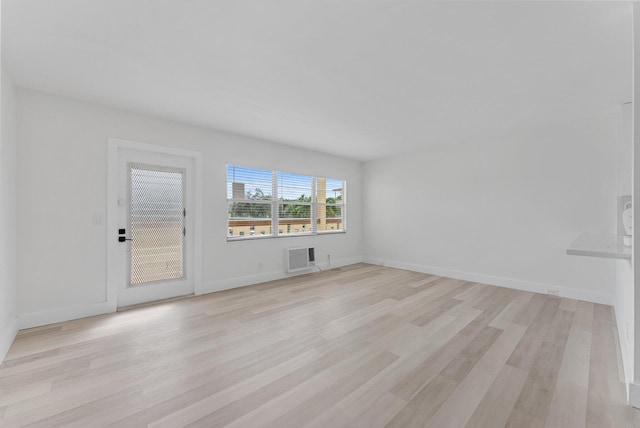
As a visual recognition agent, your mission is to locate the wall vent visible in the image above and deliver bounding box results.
[286,247,315,273]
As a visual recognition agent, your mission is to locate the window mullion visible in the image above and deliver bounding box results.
[311,176,317,234]
[342,180,347,232]
[272,170,278,237]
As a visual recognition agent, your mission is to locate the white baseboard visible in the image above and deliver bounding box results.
[14,258,368,330]
[630,383,640,409]
[363,257,614,306]
[614,307,634,403]
[199,271,291,294]
[18,300,116,330]
[0,316,19,363]
[316,256,364,271]
[198,256,364,295]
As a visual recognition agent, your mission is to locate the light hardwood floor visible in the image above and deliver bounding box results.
[1,264,639,427]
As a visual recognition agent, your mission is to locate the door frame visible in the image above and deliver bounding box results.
[107,138,203,308]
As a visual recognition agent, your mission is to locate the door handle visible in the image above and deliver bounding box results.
[118,228,132,242]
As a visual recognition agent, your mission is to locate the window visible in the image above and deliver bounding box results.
[317,177,344,232]
[278,171,313,236]
[227,166,273,239]
[227,165,346,240]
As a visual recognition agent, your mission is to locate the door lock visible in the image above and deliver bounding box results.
[118,229,132,242]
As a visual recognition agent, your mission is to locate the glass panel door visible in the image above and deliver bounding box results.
[129,164,185,286]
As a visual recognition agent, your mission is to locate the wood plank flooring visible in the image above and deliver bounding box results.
[1,263,638,427]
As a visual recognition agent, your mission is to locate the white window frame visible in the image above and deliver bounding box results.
[226,165,346,241]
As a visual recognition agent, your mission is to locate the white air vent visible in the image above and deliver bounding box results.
[286,247,315,273]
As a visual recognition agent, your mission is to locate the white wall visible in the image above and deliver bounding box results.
[363,114,618,304]
[632,2,640,407]
[0,69,19,359]
[16,89,362,325]
[615,103,634,393]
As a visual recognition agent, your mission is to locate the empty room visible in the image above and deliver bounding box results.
[2,1,640,427]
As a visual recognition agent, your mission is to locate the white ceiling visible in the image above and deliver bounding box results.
[2,1,632,161]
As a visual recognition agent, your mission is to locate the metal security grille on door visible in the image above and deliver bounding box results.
[129,165,185,286]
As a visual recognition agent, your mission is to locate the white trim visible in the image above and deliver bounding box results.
[198,256,363,294]
[14,257,363,331]
[272,170,279,237]
[615,305,634,403]
[107,138,204,305]
[226,230,346,242]
[18,301,115,330]
[363,258,614,306]
[311,176,317,234]
[0,317,19,363]
[630,382,640,408]
[193,154,204,295]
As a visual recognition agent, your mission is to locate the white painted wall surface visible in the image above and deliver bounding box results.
[632,3,640,407]
[0,68,19,360]
[615,102,634,392]
[16,89,362,324]
[363,115,618,304]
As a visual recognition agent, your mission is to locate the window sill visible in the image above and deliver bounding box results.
[227,231,346,242]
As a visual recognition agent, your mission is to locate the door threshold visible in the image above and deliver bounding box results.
[117,293,195,312]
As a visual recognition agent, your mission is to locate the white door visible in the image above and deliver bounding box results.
[114,148,195,307]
